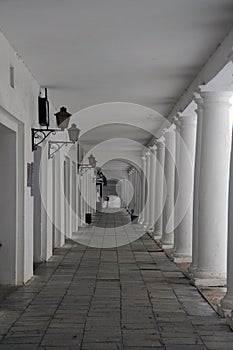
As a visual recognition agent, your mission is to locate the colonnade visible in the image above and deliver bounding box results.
[137,89,233,317]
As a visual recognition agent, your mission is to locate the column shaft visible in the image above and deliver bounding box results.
[154,140,165,238]
[144,152,151,228]
[148,145,157,232]
[140,157,146,224]
[161,126,176,248]
[194,91,232,286]
[189,96,203,273]
[220,126,233,315]
[173,115,197,263]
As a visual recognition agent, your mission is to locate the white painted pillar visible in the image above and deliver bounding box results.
[46,155,53,259]
[133,171,137,213]
[139,156,146,224]
[193,91,232,286]
[161,126,176,248]
[148,144,157,232]
[77,173,81,228]
[137,171,141,215]
[128,172,133,209]
[189,94,203,273]
[68,158,72,237]
[144,150,151,228]
[53,152,63,247]
[80,173,86,226]
[83,171,88,221]
[154,139,165,239]
[173,114,197,263]
[219,126,233,315]
[60,159,65,242]
[135,171,141,215]
[91,169,96,213]
[172,115,181,254]
[40,146,48,259]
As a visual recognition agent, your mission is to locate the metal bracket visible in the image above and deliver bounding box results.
[32,128,63,151]
[78,163,93,176]
[48,140,75,159]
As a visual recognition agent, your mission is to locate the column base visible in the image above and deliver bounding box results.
[188,263,197,275]
[172,252,192,263]
[154,231,162,240]
[191,269,226,287]
[161,243,173,249]
[192,277,226,287]
[217,294,233,317]
[226,312,233,331]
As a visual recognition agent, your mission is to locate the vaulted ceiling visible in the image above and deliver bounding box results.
[0,0,233,161]
[0,0,233,116]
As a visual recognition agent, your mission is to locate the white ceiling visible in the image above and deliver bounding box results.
[103,160,131,172]
[0,0,233,170]
[0,0,232,116]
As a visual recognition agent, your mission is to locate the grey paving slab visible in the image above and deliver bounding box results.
[0,210,232,349]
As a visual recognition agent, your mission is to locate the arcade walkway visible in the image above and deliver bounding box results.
[0,212,233,350]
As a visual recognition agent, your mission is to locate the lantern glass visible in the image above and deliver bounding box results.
[88,154,96,167]
[55,106,71,130]
[68,123,80,142]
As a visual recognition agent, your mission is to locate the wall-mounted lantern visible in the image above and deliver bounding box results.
[48,123,80,159]
[78,154,97,175]
[55,106,72,130]
[31,88,75,151]
[68,123,80,142]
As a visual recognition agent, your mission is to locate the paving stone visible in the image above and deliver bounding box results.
[0,346,38,350]
[0,211,232,349]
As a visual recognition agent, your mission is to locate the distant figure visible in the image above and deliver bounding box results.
[130,209,138,223]
[105,196,109,208]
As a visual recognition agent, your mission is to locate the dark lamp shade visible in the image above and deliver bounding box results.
[68,123,80,142]
[54,106,72,130]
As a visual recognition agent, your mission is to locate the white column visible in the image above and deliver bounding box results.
[154,139,165,239]
[144,150,151,228]
[189,94,203,273]
[173,115,197,263]
[139,155,146,225]
[81,173,87,226]
[161,126,176,248]
[135,170,141,215]
[76,173,80,232]
[219,127,233,316]
[91,169,96,213]
[148,144,157,232]
[193,91,232,286]
[172,115,181,254]
[53,153,62,247]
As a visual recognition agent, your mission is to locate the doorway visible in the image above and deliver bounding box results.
[0,123,17,284]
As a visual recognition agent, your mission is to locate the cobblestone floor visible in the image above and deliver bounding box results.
[0,211,233,350]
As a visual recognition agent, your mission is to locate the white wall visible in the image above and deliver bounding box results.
[0,31,41,283]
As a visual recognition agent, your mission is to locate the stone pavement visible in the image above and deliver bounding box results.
[0,211,233,349]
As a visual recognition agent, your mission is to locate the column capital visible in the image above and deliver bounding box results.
[173,114,181,129]
[141,155,147,161]
[200,90,233,105]
[156,138,165,149]
[177,114,197,127]
[149,143,157,153]
[193,92,203,103]
[162,124,176,143]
